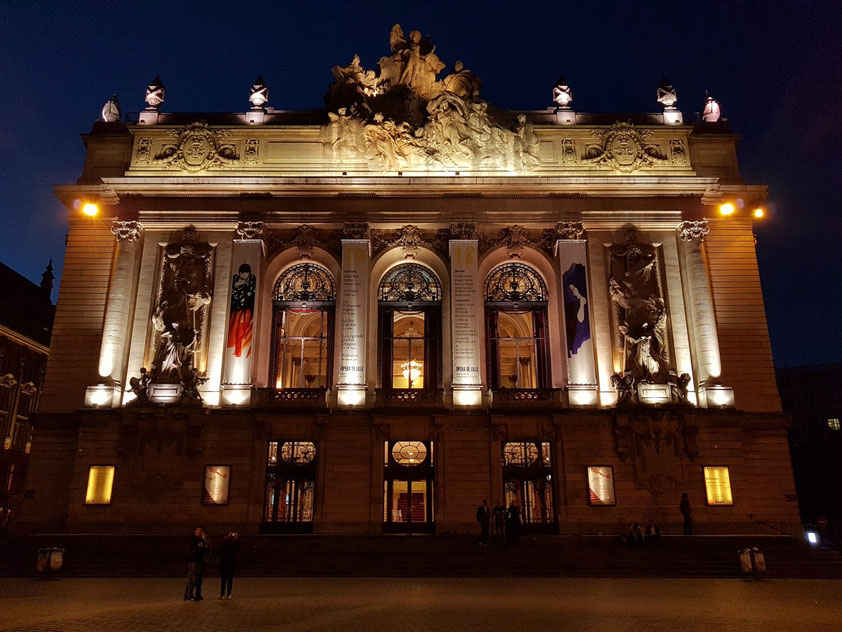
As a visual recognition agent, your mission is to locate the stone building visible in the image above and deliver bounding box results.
[22,26,798,536]
[0,261,54,536]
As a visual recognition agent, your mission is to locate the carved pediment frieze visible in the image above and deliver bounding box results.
[583,122,667,173]
[153,122,239,172]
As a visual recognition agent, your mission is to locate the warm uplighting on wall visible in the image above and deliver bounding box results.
[337,386,366,408]
[718,203,735,216]
[453,386,482,407]
[82,202,99,217]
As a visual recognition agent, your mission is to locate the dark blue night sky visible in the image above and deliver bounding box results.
[1,1,840,367]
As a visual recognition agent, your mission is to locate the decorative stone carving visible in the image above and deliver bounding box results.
[342,222,370,239]
[702,92,721,122]
[583,122,667,173]
[499,225,530,259]
[101,94,121,122]
[111,220,144,242]
[392,225,425,258]
[145,75,165,110]
[154,122,239,172]
[136,138,152,164]
[561,138,576,163]
[608,230,669,387]
[249,75,269,108]
[244,139,259,164]
[669,139,687,164]
[235,221,265,240]
[288,224,320,258]
[667,370,692,404]
[150,226,213,385]
[449,222,477,240]
[656,78,677,109]
[677,220,709,242]
[552,76,573,108]
[370,225,443,258]
[541,221,584,247]
[127,367,151,406]
[320,24,541,172]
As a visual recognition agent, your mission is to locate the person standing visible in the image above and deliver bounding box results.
[184,526,209,601]
[680,493,693,535]
[492,498,507,545]
[476,498,491,546]
[506,501,521,545]
[218,532,239,600]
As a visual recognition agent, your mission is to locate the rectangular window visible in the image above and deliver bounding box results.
[828,418,840,431]
[703,466,733,505]
[587,466,615,506]
[202,465,231,505]
[85,465,115,505]
[272,308,331,389]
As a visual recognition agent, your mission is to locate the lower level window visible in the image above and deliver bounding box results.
[85,465,115,505]
[264,441,316,524]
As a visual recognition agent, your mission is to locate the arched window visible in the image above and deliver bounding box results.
[270,263,335,391]
[378,263,442,391]
[484,263,550,390]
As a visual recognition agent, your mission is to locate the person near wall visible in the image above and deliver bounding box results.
[506,501,522,545]
[680,493,693,535]
[492,498,507,545]
[184,526,210,601]
[476,498,491,546]
[218,532,239,600]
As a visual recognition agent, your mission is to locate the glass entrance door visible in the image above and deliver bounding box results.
[383,441,435,533]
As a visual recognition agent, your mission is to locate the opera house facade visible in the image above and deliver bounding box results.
[21,27,799,536]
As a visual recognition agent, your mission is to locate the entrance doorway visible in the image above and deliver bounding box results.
[383,441,435,533]
[262,440,317,533]
[502,441,556,533]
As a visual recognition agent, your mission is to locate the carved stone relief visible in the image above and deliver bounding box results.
[677,220,709,242]
[235,221,265,240]
[561,138,576,164]
[111,221,144,242]
[154,122,239,172]
[583,122,667,173]
[669,139,687,165]
[135,138,152,165]
[244,139,259,164]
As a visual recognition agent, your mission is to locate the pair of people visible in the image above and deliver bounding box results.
[476,498,521,545]
[183,528,239,601]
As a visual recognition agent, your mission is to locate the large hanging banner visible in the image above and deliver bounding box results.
[449,240,482,388]
[556,239,596,387]
[223,239,261,385]
[338,240,370,390]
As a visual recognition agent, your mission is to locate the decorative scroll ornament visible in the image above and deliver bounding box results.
[235,221,265,240]
[541,221,584,248]
[497,225,530,258]
[449,222,477,240]
[273,263,335,303]
[583,122,667,173]
[378,263,442,303]
[677,221,709,242]
[111,220,144,242]
[484,262,548,303]
[154,122,239,172]
[288,224,320,258]
[320,24,540,172]
[392,225,425,258]
[342,222,370,239]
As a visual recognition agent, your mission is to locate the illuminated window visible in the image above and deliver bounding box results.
[703,466,734,506]
[383,440,435,531]
[271,264,335,391]
[391,441,428,466]
[484,263,550,390]
[264,441,317,528]
[85,465,115,505]
[828,418,840,431]
[281,441,316,465]
[378,264,442,391]
[202,465,230,505]
[587,466,615,506]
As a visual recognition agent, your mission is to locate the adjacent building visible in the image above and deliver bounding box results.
[21,26,799,536]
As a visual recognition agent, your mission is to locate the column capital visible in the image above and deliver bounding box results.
[111,220,144,242]
[677,220,710,242]
[235,220,265,240]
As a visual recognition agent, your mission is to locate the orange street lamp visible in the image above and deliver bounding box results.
[82,202,99,217]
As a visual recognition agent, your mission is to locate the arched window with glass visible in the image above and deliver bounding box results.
[270,263,335,392]
[378,263,442,392]
[484,262,551,390]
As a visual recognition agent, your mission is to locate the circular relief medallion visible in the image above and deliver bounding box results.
[609,132,639,168]
[182,133,212,169]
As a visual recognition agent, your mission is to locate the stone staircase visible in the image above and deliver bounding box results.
[3,534,841,579]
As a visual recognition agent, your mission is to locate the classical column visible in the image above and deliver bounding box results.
[449,239,482,407]
[221,221,265,406]
[554,223,598,406]
[677,221,731,406]
[89,221,143,407]
[337,238,370,407]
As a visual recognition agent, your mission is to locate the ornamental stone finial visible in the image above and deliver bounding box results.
[145,75,166,110]
[656,78,678,109]
[702,91,721,122]
[552,76,573,109]
[249,75,269,109]
[235,221,265,240]
[101,94,121,123]
[677,220,710,242]
[111,220,144,242]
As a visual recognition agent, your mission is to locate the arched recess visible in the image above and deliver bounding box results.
[369,247,451,391]
[255,247,341,389]
[479,246,566,389]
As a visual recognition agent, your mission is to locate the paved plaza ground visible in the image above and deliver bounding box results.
[0,577,840,631]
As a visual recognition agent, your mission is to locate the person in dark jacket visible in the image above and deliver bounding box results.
[506,501,521,544]
[476,498,491,546]
[184,526,209,601]
[218,532,239,599]
[680,492,692,535]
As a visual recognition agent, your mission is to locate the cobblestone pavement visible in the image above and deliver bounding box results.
[0,577,840,631]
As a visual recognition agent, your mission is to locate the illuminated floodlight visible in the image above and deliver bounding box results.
[753,208,764,218]
[806,530,818,546]
[82,202,99,217]
[719,203,735,216]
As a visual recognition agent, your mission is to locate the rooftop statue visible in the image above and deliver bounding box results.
[321,24,539,172]
[145,75,166,110]
[656,78,677,109]
[249,75,269,108]
[702,92,721,122]
[101,94,121,123]
[552,77,573,109]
